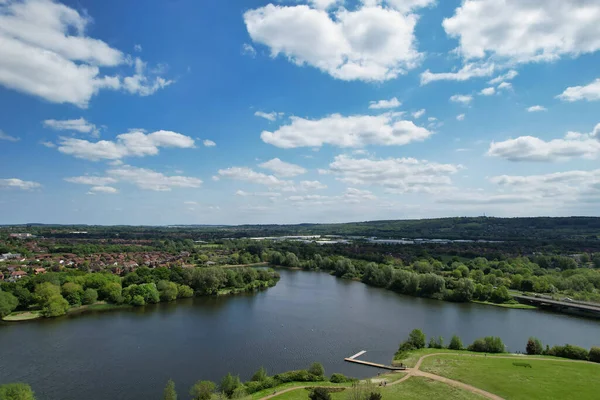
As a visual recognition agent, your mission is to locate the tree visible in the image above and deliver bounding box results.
[308,362,325,377]
[0,291,19,318]
[219,373,241,398]
[82,288,98,305]
[367,394,382,400]
[132,295,145,306]
[42,295,70,317]
[162,379,177,400]
[61,282,84,306]
[490,286,511,304]
[0,383,36,400]
[588,347,600,363]
[408,329,426,349]
[251,366,268,382]
[177,284,194,298]
[309,387,331,400]
[448,335,463,350]
[101,282,123,304]
[526,337,543,355]
[157,280,178,302]
[189,381,215,400]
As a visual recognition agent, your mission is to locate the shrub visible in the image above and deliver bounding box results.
[526,337,543,355]
[0,383,35,400]
[468,336,505,353]
[448,335,463,350]
[428,336,444,349]
[588,347,600,363]
[82,288,98,305]
[0,291,19,318]
[308,362,325,377]
[329,373,356,383]
[309,387,331,400]
[408,329,426,349]
[132,295,145,306]
[548,344,588,360]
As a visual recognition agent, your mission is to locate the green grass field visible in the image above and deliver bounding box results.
[266,377,485,400]
[2,311,42,321]
[420,353,600,400]
[472,300,537,310]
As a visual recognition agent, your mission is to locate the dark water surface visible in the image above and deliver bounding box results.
[1,269,599,400]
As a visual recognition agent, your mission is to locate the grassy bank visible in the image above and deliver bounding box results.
[2,302,131,322]
[472,300,537,310]
[419,352,600,400]
[2,311,42,321]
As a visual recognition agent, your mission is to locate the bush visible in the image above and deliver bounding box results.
[0,383,35,400]
[42,295,70,317]
[0,291,19,318]
[308,362,325,377]
[588,347,600,363]
[329,373,355,383]
[526,337,543,355]
[428,336,444,349]
[309,387,331,400]
[82,288,98,305]
[131,295,145,306]
[273,369,325,383]
[448,335,463,350]
[548,344,589,360]
[468,336,505,353]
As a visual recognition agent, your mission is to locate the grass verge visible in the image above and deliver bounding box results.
[2,311,42,321]
[472,300,537,310]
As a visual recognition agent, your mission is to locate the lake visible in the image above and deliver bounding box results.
[1,269,599,400]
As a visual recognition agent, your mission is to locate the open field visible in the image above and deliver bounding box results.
[419,353,600,400]
[2,311,42,321]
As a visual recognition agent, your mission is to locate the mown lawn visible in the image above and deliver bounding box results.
[268,377,484,400]
[420,353,600,400]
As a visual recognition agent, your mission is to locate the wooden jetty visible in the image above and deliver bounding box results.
[344,350,407,371]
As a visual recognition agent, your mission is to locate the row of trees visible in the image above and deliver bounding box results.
[0,266,279,318]
[526,337,600,362]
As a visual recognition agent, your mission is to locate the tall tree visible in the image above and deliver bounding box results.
[189,381,215,400]
[162,379,177,400]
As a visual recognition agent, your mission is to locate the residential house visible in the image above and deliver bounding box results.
[34,267,46,275]
[11,270,27,280]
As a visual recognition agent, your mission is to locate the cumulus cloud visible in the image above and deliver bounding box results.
[107,165,202,191]
[527,105,547,112]
[0,129,19,142]
[87,186,118,194]
[368,97,401,109]
[40,141,56,148]
[65,176,117,186]
[255,111,284,121]
[122,58,174,96]
[43,117,99,137]
[497,82,512,90]
[487,123,600,162]
[203,139,216,147]
[420,63,495,85]
[244,3,424,82]
[557,78,600,102]
[0,0,171,107]
[261,112,432,148]
[456,114,465,121]
[488,70,518,85]
[443,0,600,64]
[412,109,425,119]
[450,94,473,105]
[326,154,462,193]
[58,130,195,161]
[480,87,495,96]
[242,43,257,57]
[0,178,41,190]
[218,167,284,187]
[235,190,281,198]
[134,44,143,52]
[259,158,307,177]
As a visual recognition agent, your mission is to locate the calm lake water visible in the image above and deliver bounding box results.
[1,269,599,400]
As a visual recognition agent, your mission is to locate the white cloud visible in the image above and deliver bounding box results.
[184,201,198,205]
[456,114,465,121]
[487,123,600,162]
[0,178,41,190]
[412,109,425,119]
[0,129,19,142]
[107,165,202,191]
[420,63,494,85]
[368,97,401,109]
[342,187,376,202]
[443,0,600,64]
[244,4,423,82]
[326,154,462,193]
[259,158,307,177]
[427,117,437,122]
[122,58,174,96]
[557,78,600,102]
[218,167,284,187]
[203,139,216,147]
[87,186,118,194]
[0,0,171,107]
[450,94,473,105]
[488,70,518,85]
[40,141,55,148]
[242,43,257,57]
[480,87,495,96]
[235,190,281,198]
[527,105,547,112]
[497,82,512,90]
[261,112,432,148]
[254,111,284,121]
[43,117,99,137]
[134,44,142,52]
[58,130,195,161]
[297,180,327,190]
[65,176,117,186]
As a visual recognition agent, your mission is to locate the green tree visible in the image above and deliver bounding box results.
[157,280,178,302]
[251,366,268,382]
[588,347,600,363]
[131,295,145,306]
[61,282,84,306]
[490,286,511,304]
[82,288,98,305]
[42,295,70,317]
[408,329,426,349]
[0,383,36,400]
[177,284,193,298]
[309,387,331,400]
[219,373,241,398]
[35,282,61,304]
[368,394,382,400]
[101,282,123,304]
[162,379,177,400]
[448,335,463,350]
[526,337,543,355]
[308,362,325,377]
[189,381,215,400]
[0,291,19,318]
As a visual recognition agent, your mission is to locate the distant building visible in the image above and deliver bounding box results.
[11,270,27,279]
[34,268,47,275]
[9,233,34,239]
[1,253,22,260]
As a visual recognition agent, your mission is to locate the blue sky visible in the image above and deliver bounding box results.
[1,0,600,225]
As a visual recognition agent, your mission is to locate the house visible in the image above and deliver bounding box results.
[11,270,27,279]
[34,267,46,275]
[9,233,33,239]
[1,253,22,260]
